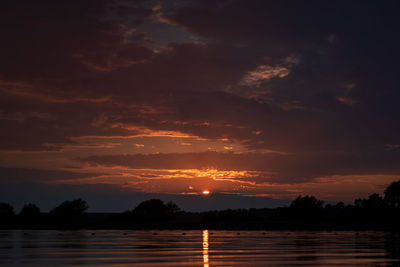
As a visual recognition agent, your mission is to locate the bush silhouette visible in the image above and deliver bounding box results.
[50,198,88,226]
[385,180,400,208]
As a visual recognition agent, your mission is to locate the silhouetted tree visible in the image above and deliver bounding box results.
[354,194,387,219]
[289,195,324,219]
[20,203,40,216]
[0,203,14,224]
[133,199,180,221]
[335,202,345,209]
[354,198,365,208]
[356,194,385,208]
[51,198,88,227]
[385,180,400,208]
[323,201,355,221]
[19,203,41,224]
[366,193,386,209]
[166,201,180,215]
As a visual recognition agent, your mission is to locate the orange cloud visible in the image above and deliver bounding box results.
[241,65,290,87]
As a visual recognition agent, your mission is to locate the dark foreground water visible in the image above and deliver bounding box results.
[1,230,400,266]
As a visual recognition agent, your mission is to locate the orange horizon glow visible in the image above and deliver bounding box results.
[202,190,210,195]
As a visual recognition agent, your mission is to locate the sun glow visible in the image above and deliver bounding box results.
[202,190,210,195]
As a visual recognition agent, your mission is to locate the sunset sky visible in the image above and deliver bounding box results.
[1,0,400,211]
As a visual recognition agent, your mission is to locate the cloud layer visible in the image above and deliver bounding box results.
[1,0,400,207]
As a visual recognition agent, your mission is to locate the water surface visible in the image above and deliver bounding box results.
[1,230,399,266]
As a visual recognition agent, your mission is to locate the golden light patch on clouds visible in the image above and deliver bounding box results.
[241,65,290,87]
[48,165,265,189]
[231,55,300,101]
[68,120,249,155]
[192,168,254,181]
[110,124,205,139]
[67,129,248,155]
[180,142,192,146]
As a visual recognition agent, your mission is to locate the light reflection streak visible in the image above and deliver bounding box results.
[203,230,209,267]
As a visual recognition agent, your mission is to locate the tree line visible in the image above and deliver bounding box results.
[1,181,400,230]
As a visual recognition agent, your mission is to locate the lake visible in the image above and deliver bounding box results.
[0,230,399,266]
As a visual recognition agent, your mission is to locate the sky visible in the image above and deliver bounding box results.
[1,0,400,212]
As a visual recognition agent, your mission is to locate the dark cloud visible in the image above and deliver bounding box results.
[0,167,102,184]
[164,1,400,49]
[158,0,400,151]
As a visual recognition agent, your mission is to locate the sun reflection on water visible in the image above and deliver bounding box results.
[203,230,209,267]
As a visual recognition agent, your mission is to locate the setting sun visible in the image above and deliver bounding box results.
[202,190,210,195]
